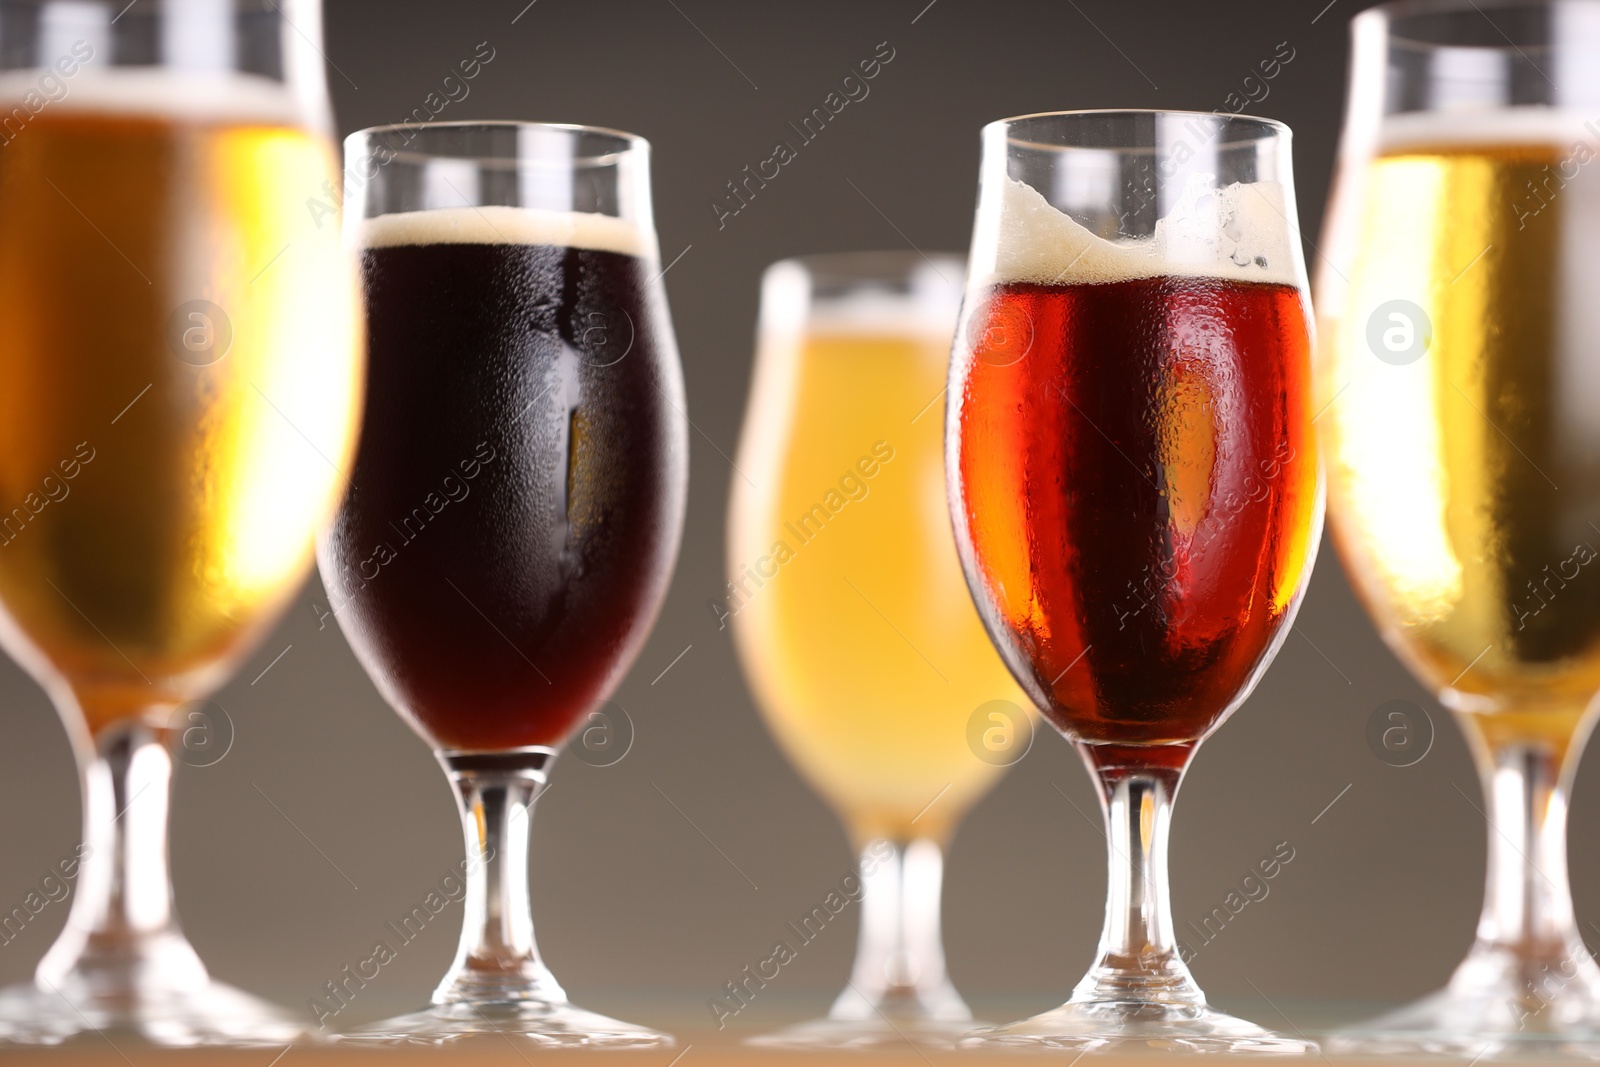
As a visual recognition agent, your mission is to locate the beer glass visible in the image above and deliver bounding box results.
[320,122,685,1046]
[728,253,1029,1049]
[0,0,360,1046]
[948,111,1321,1053]
[1319,1,1600,1054]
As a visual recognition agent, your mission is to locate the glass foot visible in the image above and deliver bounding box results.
[960,999,1317,1054]
[1328,986,1600,1057]
[0,975,304,1047]
[749,1013,980,1051]
[331,999,673,1048]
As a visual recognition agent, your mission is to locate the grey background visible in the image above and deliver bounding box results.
[0,0,1585,1036]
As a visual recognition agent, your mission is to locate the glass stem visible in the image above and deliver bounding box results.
[830,838,968,1022]
[433,750,564,1007]
[1455,739,1597,998]
[38,719,208,993]
[1075,745,1202,1005]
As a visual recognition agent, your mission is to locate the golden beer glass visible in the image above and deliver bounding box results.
[1320,0,1600,1053]
[0,0,360,1045]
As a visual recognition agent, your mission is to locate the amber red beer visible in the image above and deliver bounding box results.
[952,274,1317,765]
[320,207,687,753]
[948,163,1320,772]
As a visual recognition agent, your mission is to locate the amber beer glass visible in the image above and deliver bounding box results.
[948,111,1320,1053]
[1320,1,1600,1054]
[729,253,1029,1048]
[0,0,360,1046]
[320,122,685,1046]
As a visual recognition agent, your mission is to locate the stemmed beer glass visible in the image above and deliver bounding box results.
[1319,0,1600,1054]
[947,110,1322,1052]
[0,0,361,1045]
[320,122,686,1046]
[728,253,1029,1048]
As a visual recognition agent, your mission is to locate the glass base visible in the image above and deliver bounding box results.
[960,998,1317,1055]
[331,999,673,1048]
[0,975,304,1047]
[1329,987,1600,1057]
[749,1013,979,1051]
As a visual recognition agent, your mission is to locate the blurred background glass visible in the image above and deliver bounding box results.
[0,0,359,1045]
[728,251,1025,1048]
[1318,0,1600,1054]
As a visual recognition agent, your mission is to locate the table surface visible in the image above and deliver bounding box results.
[0,999,1569,1066]
[0,1025,1583,1066]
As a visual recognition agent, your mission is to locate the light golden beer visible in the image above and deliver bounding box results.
[1320,115,1600,754]
[729,311,1026,844]
[0,85,361,734]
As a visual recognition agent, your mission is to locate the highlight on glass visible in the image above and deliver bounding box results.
[727,252,1031,1049]
[947,110,1322,1053]
[0,0,360,1046]
[1318,0,1600,1054]
[318,121,686,1046]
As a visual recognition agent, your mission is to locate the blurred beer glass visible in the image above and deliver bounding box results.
[0,0,361,1045]
[728,252,1028,1049]
[1320,0,1600,1055]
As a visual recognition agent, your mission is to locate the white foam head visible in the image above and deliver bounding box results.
[356,205,657,258]
[972,175,1304,288]
[799,293,960,339]
[1378,106,1600,154]
[0,67,310,125]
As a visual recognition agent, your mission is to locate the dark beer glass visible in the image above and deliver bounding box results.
[948,111,1322,1053]
[321,121,686,1046]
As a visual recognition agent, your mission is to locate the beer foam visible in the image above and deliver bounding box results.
[802,295,961,339]
[1377,106,1600,153]
[357,206,656,259]
[974,175,1303,288]
[0,68,310,125]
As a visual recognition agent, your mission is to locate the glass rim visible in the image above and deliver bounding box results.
[1357,0,1598,49]
[346,120,649,168]
[985,109,1291,154]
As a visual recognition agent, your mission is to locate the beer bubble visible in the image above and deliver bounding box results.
[576,305,634,368]
[166,299,233,366]
[1366,299,1431,366]
[966,699,1034,766]
[167,700,235,768]
[569,702,634,767]
[1365,698,1433,768]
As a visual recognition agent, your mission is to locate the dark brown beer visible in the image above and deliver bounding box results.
[950,276,1317,768]
[321,213,686,752]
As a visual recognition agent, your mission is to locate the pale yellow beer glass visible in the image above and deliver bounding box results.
[728,252,1027,1048]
